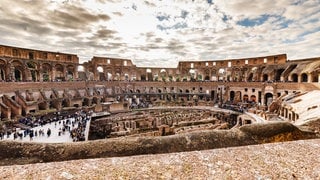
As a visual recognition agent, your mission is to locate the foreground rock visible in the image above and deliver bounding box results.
[0,121,317,166]
[0,138,319,179]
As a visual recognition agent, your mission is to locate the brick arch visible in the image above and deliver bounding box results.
[26,61,40,81]
[11,60,25,81]
[0,59,7,81]
[54,63,65,81]
[42,63,52,81]
[301,73,308,82]
[66,64,75,81]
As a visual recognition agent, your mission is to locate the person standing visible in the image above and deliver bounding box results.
[47,128,51,137]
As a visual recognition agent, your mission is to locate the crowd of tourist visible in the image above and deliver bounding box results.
[0,110,91,142]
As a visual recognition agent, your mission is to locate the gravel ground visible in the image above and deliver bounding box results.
[0,138,319,179]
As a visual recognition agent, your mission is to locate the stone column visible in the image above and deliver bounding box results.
[52,65,56,81]
[307,73,312,83]
[38,64,43,82]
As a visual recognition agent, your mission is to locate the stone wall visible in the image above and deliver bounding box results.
[0,122,317,166]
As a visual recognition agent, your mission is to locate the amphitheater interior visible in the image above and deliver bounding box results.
[0,44,320,178]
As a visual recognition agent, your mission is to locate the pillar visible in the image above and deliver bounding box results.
[307,73,312,83]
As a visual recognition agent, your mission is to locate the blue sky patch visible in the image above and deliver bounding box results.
[237,15,270,27]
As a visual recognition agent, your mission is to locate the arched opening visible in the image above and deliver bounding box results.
[218,68,225,81]
[0,60,6,81]
[233,68,241,81]
[250,95,256,102]
[66,65,75,81]
[27,62,38,81]
[189,69,196,82]
[247,73,253,82]
[82,98,90,106]
[42,63,52,82]
[291,74,298,82]
[265,93,273,106]
[204,75,210,81]
[243,94,249,102]
[141,74,146,81]
[301,73,308,82]
[210,90,215,101]
[146,69,152,81]
[275,69,285,82]
[0,68,5,81]
[97,66,104,81]
[160,69,167,82]
[14,69,22,81]
[263,74,268,82]
[114,73,120,81]
[92,97,99,104]
[124,73,129,81]
[66,71,73,81]
[62,99,69,108]
[230,91,235,102]
[55,64,64,81]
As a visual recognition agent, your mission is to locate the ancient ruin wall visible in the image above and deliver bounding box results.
[0,122,316,166]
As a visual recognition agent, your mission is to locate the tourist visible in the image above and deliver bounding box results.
[47,128,51,137]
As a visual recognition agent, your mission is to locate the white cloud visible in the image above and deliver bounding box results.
[0,0,319,67]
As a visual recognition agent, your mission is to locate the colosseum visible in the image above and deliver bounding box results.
[1,44,320,178]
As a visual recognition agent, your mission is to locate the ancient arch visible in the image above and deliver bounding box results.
[140,74,146,81]
[97,66,104,81]
[211,69,217,81]
[301,73,308,82]
[55,64,64,81]
[263,74,268,82]
[0,59,6,81]
[275,69,285,82]
[26,61,39,81]
[189,69,196,81]
[114,73,120,81]
[291,73,298,82]
[160,69,167,82]
[250,95,256,102]
[218,68,225,81]
[87,65,95,81]
[12,60,24,81]
[146,69,152,81]
[42,63,52,81]
[230,91,235,101]
[232,68,241,81]
[106,72,112,81]
[247,73,254,82]
[265,93,273,106]
[66,65,75,81]
[243,94,249,102]
[124,73,129,81]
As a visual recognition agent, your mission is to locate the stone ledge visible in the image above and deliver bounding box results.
[0,138,319,179]
[0,122,316,166]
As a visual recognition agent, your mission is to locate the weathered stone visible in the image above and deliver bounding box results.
[0,121,317,166]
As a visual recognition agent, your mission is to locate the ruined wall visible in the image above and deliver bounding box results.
[0,122,316,166]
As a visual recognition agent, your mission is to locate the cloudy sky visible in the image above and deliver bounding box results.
[0,0,319,67]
